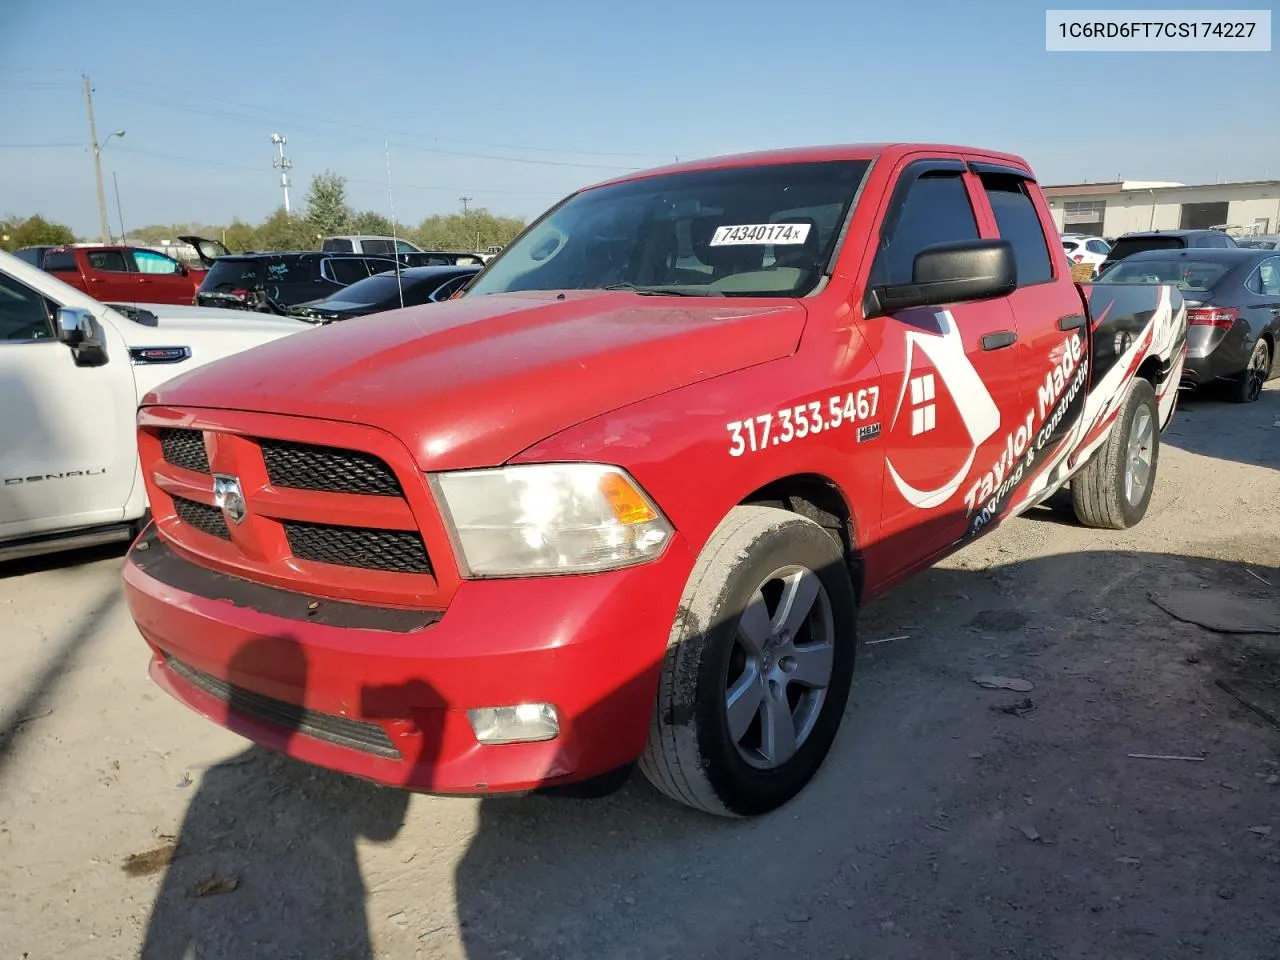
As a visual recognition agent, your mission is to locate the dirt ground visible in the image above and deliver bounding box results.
[2,383,1278,960]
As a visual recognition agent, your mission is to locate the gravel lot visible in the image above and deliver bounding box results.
[2,384,1278,960]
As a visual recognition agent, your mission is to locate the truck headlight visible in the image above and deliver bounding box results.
[430,463,673,577]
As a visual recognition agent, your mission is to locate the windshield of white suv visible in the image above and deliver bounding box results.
[467,160,871,299]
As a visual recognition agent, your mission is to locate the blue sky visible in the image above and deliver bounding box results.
[1,0,1275,236]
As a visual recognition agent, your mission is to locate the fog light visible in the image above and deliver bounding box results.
[468,703,560,744]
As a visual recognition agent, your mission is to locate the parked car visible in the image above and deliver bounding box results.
[1097,229,1237,276]
[321,236,484,267]
[1237,235,1280,251]
[13,246,56,269]
[1060,234,1110,277]
[123,143,1186,817]
[322,235,425,255]
[288,265,482,322]
[0,249,309,561]
[1095,247,1280,402]
[194,252,401,311]
[40,244,208,305]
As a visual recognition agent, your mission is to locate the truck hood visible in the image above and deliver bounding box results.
[147,290,806,470]
[107,302,309,340]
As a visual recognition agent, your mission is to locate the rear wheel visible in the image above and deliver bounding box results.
[640,506,857,817]
[1072,379,1159,530]
[1231,339,1270,404]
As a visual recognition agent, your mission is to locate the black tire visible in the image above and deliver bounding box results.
[639,506,857,817]
[1071,379,1159,530]
[1230,338,1270,404]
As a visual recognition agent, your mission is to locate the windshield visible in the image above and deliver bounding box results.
[467,160,871,299]
[1095,257,1231,291]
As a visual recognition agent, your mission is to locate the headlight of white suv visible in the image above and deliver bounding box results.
[429,463,673,578]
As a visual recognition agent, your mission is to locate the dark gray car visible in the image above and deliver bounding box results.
[1095,248,1280,402]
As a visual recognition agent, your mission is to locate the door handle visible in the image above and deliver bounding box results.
[1057,314,1086,331]
[981,330,1017,351]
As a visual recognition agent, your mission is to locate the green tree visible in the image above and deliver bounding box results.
[0,214,77,251]
[255,208,314,251]
[349,210,396,236]
[304,171,352,238]
[221,218,259,252]
[411,208,526,252]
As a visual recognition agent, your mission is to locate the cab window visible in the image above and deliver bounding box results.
[132,250,183,275]
[0,274,56,341]
[870,171,979,287]
[981,174,1053,285]
[43,251,78,273]
[86,250,130,273]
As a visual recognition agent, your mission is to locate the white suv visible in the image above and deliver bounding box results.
[1061,234,1111,277]
[321,235,424,256]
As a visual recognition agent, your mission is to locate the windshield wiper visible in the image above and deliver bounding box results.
[602,282,721,297]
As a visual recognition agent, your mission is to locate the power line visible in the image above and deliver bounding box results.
[0,143,82,149]
[108,143,568,197]
[104,87,649,169]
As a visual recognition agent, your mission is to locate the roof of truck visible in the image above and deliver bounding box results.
[587,143,1032,192]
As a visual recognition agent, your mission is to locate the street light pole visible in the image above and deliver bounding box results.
[83,76,126,244]
[83,75,112,244]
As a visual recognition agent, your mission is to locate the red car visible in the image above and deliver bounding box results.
[123,143,1188,816]
[41,237,219,305]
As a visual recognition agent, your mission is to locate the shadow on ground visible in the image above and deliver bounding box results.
[137,548,1280,960]
[1160,382,1280,471]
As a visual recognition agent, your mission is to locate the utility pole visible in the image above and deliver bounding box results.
[83,75,111,244]
[459,195,472,215]
[272,134,293,213]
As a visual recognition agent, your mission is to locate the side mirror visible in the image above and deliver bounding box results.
[55,307,109,366]
[868,239,1016,317]
[178,263,190,276]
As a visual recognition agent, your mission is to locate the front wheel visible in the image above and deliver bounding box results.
[1231,338,1270,404]
[1072,379,1160,530]
[640,506,857,817]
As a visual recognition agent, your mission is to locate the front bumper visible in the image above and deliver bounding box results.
[123,526,696,794]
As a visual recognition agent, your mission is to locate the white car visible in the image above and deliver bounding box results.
[1061,234,1111,276]
[0,249,310,561]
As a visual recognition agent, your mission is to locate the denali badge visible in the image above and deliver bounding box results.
[212,474,247,525]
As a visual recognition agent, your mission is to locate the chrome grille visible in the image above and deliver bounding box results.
[160,428,210,474]
[283,520,430,574]
[260,440,402,497]
[173,496,230,540]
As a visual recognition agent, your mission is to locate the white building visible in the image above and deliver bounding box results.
[1043,179,1280,239]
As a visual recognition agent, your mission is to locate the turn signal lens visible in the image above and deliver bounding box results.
[599,472,659,525]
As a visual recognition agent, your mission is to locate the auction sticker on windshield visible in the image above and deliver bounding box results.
[711,223,812,246]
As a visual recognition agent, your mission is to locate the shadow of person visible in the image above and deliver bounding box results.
[139,636,411,960]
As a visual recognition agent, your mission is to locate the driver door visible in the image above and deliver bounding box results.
[0,273,137,539]
[131,249,196,304]
[855,160,1028,577]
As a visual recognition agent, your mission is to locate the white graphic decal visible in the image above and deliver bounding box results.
[886,311,1001,510]
[909,374,937,435]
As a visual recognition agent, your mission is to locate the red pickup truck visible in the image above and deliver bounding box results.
[42,244,206,305]
[123,143,1187,816]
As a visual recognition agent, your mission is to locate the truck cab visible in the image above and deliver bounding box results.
[0,250,308,561]
[122,144,1187,816]
[41,245,206,306]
